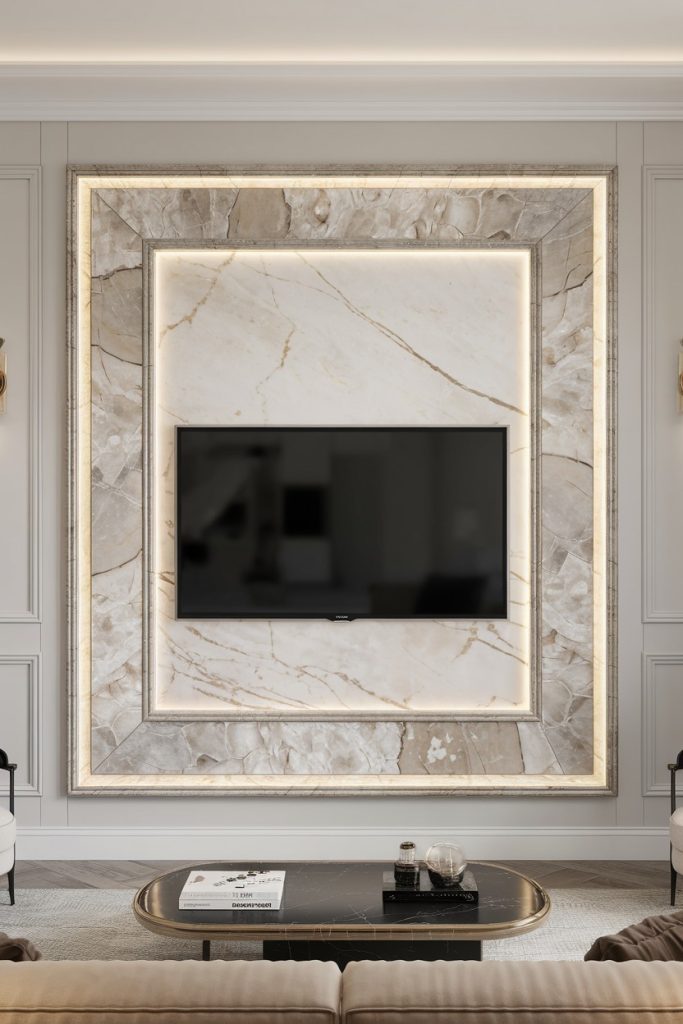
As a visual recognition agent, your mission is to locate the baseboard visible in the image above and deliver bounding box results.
[16,826,670,861]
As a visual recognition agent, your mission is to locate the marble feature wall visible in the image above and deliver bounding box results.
[69,170,615,794]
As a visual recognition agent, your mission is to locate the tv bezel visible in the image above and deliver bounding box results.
[174,425,509,621]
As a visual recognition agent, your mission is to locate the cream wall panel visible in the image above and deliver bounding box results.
[645,123,683,164]
[66,121,617,165]
[0,169,40,621]
[644,623,683,649]
[644,798,674,827]
[0,655,40,795]
[615,122,645,825]
[643,171,683,620]
[0,623,40,654]
[0,124,40,163]
[642,654,683,796]
[39,121,68,826]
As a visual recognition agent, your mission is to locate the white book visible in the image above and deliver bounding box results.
[179,899,282,911]
[179,869,285,910]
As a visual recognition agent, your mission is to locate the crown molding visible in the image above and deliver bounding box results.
[0,61,682,120]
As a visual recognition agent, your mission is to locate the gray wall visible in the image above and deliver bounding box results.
[1,120,682,859]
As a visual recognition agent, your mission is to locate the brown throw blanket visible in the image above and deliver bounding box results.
[585,910,683,961]
[0,931,41,962]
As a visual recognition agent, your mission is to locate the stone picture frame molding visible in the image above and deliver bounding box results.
[67,164,617,796]
[141,235,542,724]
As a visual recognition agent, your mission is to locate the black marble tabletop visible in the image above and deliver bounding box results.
[134,860,550,943]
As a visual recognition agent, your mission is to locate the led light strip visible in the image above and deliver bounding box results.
[71,171,613,792]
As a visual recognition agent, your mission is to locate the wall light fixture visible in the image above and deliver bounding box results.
[0,339,6,414]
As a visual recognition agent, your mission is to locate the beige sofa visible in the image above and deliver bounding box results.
[1,958,683,1023]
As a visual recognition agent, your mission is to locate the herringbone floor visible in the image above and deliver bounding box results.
[13,860,671,891]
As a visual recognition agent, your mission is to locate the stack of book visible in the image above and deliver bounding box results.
[178,869,286,910]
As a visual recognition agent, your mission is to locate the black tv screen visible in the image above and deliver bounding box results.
[176,427,507,620]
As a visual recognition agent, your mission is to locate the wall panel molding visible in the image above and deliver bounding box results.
[0,654,41,796]
[642,652,683,797]
[642,166,683,622]
[0,166,42,623]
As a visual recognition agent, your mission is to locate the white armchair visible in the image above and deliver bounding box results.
[669,750,683,906]
[0,749,16,905]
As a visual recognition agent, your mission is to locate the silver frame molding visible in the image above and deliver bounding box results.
[67,165,617,796]
[141,237,541,724]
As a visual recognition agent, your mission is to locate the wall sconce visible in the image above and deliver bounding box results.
[0,339,6,415]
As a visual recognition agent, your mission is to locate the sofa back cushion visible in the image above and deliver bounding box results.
[341,959,683,1023]
[0,959,341,1024]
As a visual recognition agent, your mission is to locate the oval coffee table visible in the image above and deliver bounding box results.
[134,860,550,967]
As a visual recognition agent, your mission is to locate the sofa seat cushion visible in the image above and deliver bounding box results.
[671,808,683,850]
[585,909,683,961]
[341,960,683,1024]
[0,959,342,1024]
[0,809,14,855]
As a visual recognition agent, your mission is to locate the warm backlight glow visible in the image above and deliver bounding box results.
[72,171,612,792]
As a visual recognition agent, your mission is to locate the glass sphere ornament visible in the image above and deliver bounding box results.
[425,842,467,888]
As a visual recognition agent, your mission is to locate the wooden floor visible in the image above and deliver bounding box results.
[13,860,671,891]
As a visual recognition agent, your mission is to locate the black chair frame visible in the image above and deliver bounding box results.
[0,749,16,905]
[669,749,683,906]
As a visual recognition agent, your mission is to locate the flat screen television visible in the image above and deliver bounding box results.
[176,426,507,620]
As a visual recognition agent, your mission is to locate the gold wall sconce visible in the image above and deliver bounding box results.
[0,339,6,415]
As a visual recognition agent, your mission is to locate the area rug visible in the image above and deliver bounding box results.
[0,888,674,962]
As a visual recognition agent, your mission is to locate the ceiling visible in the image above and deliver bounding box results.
[2,0,683,62]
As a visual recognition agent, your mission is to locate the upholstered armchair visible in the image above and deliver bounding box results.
[0,750,16,905]
[669,750,683,906]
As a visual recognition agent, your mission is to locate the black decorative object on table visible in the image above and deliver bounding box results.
[383,869,479,904]
[393,841,419,888]
[0,749,16,906]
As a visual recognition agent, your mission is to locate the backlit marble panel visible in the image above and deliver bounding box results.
[69,170,615,793]
[151,249,531,717]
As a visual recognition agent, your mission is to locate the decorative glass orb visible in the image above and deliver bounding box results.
[425,842,467,888]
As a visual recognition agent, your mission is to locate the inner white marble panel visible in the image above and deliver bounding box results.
[151,248,531,717]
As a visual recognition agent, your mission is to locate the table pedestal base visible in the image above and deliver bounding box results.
[262,938,482,967]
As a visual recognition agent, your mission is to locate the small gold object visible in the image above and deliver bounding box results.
[0,339,6,413]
